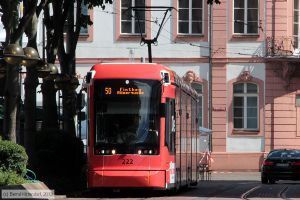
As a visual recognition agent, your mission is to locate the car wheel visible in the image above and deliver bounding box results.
[261,175,268,184]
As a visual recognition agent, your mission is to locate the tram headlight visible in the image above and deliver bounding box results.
[137,149,156,155]
[111,149,116,155]
[96,148,118,155]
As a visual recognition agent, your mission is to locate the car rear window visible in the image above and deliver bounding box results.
[268,150,300,158]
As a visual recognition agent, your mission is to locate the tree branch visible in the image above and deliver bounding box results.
[207,0,221,4]
[11,0,37,43]
[37,0,48,17]
[74,0,83,49]
[56,0,71,58]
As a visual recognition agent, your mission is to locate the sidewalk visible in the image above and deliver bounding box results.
[210,171,261,181]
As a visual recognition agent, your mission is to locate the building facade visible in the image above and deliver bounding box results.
[69,0,300,171]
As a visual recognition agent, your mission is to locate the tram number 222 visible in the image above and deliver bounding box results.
[122,159,133,165]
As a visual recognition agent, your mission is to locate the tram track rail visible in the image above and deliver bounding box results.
[241,185,261,200]
[278,185,288,199]
[241,184,291,200]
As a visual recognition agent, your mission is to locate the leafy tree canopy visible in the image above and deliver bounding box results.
[207,0,221,4]
[84,0,113,9]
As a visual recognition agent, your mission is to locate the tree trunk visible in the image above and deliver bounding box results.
[1,0,37,142]
[23,3,39,166]
[24,68,38,166]
[62,87,77,135]
[3,64,20,142]
[41,4,59,132]
[41,78,59,131]
[1,1,20,142]
[60,2,77,136]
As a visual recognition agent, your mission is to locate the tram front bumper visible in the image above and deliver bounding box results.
[88,170,166,189]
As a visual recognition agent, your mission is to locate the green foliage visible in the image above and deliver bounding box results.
[0,139,28,186]
[207,0,221,4]
[35,130,84,176]
[84,0,113,9]
[0,140,28,177]
[0,170,27,186]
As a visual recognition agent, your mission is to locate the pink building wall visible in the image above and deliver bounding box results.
[209,0,300,171]
[265,65,300,151]
[211,63,227,153]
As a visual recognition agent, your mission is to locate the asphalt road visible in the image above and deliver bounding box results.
[59,172,300,200]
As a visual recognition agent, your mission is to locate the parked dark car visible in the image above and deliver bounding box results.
[261,149,300,184]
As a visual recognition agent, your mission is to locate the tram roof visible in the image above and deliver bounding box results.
[90,63,199,98]
[91,63,172,80]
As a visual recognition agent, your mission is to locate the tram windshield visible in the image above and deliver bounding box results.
[94,79,161,155]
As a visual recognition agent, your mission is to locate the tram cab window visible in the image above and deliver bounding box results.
[94,79,161,155]
[165,98,175,154]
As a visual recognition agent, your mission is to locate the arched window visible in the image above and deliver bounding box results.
[233,82,258,130]
[191,82,203,127]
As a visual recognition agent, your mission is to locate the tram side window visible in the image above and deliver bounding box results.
[165,98,176,154]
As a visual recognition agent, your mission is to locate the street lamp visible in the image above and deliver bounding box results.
[1,43,60,141]
[47,63,59,78]
[22,47,40,67]
[3,44,25,65]
[3,44,43,68]
[35,62,59,79]
[1,42,61,80]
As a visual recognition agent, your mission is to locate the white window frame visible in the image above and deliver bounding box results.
[120,0,145,35]
[233,83,259,130]
[191,82,203,127]
[233,0,259,35]
[294,0,299,49]
[178,0,203,35]
[198,94,203,127]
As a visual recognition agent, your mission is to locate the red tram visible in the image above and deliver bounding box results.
[85,63,202,190]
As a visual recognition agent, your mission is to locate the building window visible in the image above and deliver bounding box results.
[64,2,90,36]
[294,0,299,48]
[121,0,145,34]
[296,94,300,107]
[80,3,89,35]
[233,83,258,130]
[178,0,203,34]
[234,0,258,34]
[191,82,203,127]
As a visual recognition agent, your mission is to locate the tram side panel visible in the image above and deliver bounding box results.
[175,87,181,187]
[191,99,198,184]
[181,90,188,186]
[164,97,176,189]
[186,95,192,184]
